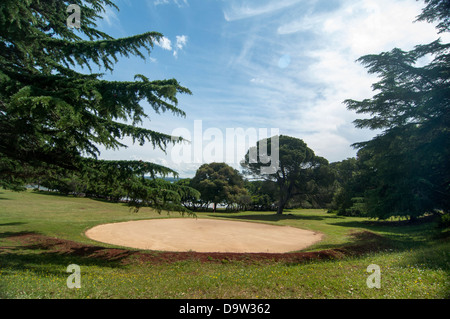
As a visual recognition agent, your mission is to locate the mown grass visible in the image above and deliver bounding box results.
[0,189,448,299]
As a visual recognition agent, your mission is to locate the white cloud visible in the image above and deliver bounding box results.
[153,0,169,5]
[304,131,352,161]
[176,35,188,50]
[155,35,188,58]
[250,78,264,84]
[99,5,120,27]
[153,0,188,8]
[223,0,305,22]
[155,36,172,50]
[173,35,188,58]
[288,0,442,141]
[278,0,439,54]
[219,0,444,162]
[277,12,326,35]
[102,0,447,171]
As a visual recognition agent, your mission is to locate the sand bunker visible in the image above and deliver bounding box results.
[85,218,323,253]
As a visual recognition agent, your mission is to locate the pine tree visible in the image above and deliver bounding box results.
[344,0,450,219]
[0,0,190,170]
[0,0,197,212]
[241,135,335,215]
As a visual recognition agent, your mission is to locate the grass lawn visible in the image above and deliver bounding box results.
[0,189,448,299]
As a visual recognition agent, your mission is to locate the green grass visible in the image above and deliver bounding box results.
[0,189,448,299]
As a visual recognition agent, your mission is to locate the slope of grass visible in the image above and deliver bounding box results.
[0,189,448,299]
[0,190,177,245]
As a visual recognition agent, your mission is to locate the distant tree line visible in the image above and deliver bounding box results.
[174,135,338,213]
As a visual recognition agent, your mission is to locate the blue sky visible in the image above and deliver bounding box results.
[91,0,446,177]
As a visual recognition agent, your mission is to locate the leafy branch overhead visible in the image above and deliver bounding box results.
[0,0,194,212]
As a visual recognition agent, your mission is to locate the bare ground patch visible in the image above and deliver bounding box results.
[0,231,393,265]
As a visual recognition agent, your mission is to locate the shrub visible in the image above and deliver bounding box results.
[337,197,366,217]
[437,213,450,229]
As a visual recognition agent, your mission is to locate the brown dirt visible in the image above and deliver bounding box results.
[0,230,391,265]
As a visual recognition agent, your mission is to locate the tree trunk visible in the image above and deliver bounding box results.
[277,183,292,215]
[277,198,286,215]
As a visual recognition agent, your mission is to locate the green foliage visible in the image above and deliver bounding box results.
[40,171,87,195]
[29,159,200,214]
[244,180,278,211]
[335,197,367,217]
[0,2,188,169]
[125,177,199,215]
[0,0,194,212]
[242,135,335,214]
[344,0,450,219]
[437,213,450,229]
[0,157,30,191]
[416,0,450,34]
[190,162,248,212]
[328,157,367,216]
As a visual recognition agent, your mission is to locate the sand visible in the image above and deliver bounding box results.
[85,218,323,253]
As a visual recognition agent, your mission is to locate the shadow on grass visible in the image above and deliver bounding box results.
[0,191,11,200]
[0,222,27,227]
[0,191,10,198]
[206,212,337,222]
[0,231,132,273]
[29,190,76,198]
[29,190,135,210]
[310,218,450,272]
[330,215,443,246]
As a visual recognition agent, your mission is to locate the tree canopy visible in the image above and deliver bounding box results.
[344,0,450,219]
[0,0,189,176]
[241,135,335,214]
[328,158,367,216]
[416,0,450,34]
[190,162,248,212]
[0,0,197,212]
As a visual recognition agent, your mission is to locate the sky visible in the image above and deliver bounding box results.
[90,0,446,178]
